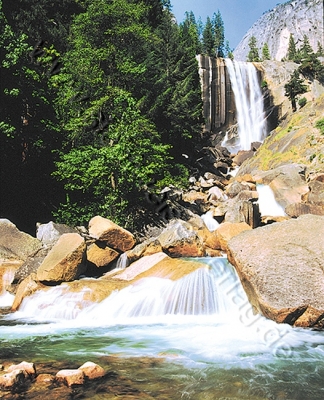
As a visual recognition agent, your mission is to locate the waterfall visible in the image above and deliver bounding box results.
[256,184,286,217]
[222,59,267,152]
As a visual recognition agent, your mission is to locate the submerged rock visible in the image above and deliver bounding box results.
[227,214,324,328]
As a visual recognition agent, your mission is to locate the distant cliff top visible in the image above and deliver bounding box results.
[234,0,324,61]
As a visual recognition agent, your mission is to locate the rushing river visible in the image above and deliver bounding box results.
[1,257,324,399]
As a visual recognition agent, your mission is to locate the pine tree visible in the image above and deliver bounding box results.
[287,34,298,61]
[247,36,260,62]
[262,42,271,60]
[316,41,324,57]
[284,69,308,111]
[212,10,225,57]
[202,17,214,56]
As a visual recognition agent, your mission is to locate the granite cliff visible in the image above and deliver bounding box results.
[234,0,324,61]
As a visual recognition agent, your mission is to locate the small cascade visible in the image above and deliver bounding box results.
[10,258,246,324]
[256,184,286,216]
[201,210,220,232]
[115,253,129,270]
[0,267,16,307]
[222,59,267,152]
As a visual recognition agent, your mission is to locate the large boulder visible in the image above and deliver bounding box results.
[88,216,135,252]
[0,219,42,262]
[157,220,205,257]
[36,233,86,283]
[86,243,119,268]
[227,214,324,328]
[255,164,309,209]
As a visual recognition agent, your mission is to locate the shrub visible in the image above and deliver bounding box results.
[298,97,307,108]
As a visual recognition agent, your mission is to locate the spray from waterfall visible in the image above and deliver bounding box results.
[222,59,267,153]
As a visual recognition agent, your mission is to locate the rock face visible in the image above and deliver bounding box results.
[0,219,42,262]
[227,214,324,328]
[196,55,235,135]
[234,0,324,61]
[36,233,86,283]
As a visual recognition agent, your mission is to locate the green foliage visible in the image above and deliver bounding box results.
[298,97,307,108]
[315,118,324,135]
[247,36,260,62]
[261,42,271,61]
[284,69,308,111]
[297,36,324,84]
[212,10,225,57]
[53,89,171,227]
[202,16,214,56]
[286,34,298,61]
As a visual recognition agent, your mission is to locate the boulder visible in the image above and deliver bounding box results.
[56,369,85,386]
[125,238,163,264]
[255,164,309,209]
[0,219,42,262]
[216,222,252,252]
[36,233,86,283]
[0,369,27,389]
[11,274,47,311]
[88,216,135,252]
[227,215,324,328]
[86,243,119,268]
[78,362,105,379]
[13,247,50,286]
[157,220,205,257]
[36,221,77,248]
[112,252,168,281]
[7,362,36,378]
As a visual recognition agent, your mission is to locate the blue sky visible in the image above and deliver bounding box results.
[170,0,283,48]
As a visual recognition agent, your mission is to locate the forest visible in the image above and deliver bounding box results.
[0,0,232,234]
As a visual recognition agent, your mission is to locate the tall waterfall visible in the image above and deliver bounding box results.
[222,59,267,152]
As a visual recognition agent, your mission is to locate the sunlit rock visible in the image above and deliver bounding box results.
[11,274,47,311]
[112,252,168,281]
[0,219,42,262]
[78,362,105,379]
[36,233,86,283]
[56,369,85,386]
[227,214,324,328]
[88,216,135,252]
[216,222,252,252]
[86,242,119,268]
[0,369,26,389]
[125,238,163,264]
[7,361,36,378]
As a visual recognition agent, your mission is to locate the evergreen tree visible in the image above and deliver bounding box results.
[225,40,234,59]
[316,41,324,57]
[247,36,260,62]
[202,17,214,56]
[297,35,324,84]
[212,10,225,57]
[284,69,307,111]
[262,42,271,60]
[287,33,298,61]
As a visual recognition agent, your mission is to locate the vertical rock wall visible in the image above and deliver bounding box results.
[197,55,236,138]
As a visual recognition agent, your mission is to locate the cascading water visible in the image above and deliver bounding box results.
[222,59,267,153]
[1,257,324,398]
[256,184,287,216]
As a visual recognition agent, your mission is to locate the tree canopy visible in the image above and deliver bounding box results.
[0,0,233,232]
